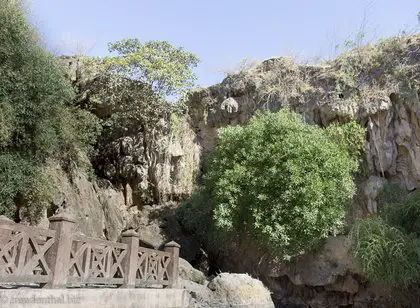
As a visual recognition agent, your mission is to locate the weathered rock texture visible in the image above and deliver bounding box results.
[180,272,275,308]
[50,36,420,307]
[187,35,420,201]
[36,161,200,263]
[183,35,420,307]
[61,56,201,206]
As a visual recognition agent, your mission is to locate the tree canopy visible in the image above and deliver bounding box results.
[104,38,200,97]
[0,0,99,221]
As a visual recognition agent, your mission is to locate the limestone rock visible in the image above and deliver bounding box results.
[0,215,12,222]
[282,236,361,287]
[206,273,274,307]
[362,176,388,214]
[186,35,420,195]
[220,97,239,113]
[179,258,206,285]
[181,273,275,308]
[63,57,200,206]
[96,182,127,241]
[325,275,359,294]
[45,163,106,238]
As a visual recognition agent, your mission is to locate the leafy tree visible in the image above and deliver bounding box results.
[325,121,366,165]
[78,38,200,137]
[75,39,199,203]
[202,110,361,258]
[0,0,99,221]
[105,39,199,97]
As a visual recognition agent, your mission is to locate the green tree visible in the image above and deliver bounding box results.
[203,110,361,258]
[0,0,99,221]
[105,38,199,97]
[76,39,199,203]
[325,121,366,165]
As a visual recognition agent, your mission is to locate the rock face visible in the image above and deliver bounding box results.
[187,36,420,198]
[362,176,388,214]
[61,56,201,206]
[36,161,201,262]
[183,36,420,307]
[51,36,420,307]
[179,258,206,285]
[280,236,360,287]
[266,236,367,307]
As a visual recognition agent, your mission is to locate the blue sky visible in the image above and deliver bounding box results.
[29,0,419,87]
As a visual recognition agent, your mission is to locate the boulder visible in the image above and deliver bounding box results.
[181,273,275,308]
[179,258,206,285]
[207,273,274,307]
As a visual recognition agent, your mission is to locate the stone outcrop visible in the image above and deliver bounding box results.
[279,236,360,288]
[61,56,201,206]
[180,272,275,308]
[183,35,420,307]
[33,161,200,263]
[267,236,366,307]
[51,36,420,307]
[187,36,420,200]
[179,258,206,285]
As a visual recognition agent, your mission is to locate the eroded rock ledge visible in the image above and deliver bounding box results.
[42,36,420,307]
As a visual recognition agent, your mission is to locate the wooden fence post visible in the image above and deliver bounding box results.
[45,213,76,288]
[164,241,180,288]
[0,216,13,246]
[0,216,14,275]
[121,229,139,288]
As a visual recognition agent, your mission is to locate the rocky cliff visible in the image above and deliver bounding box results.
[30,57,203,260]
[183,34,420,307]
[188,35,420,213]
[32,35,420,307]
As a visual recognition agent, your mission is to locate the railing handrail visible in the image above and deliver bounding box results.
[0,215,180,289]
[138,246,172,257]
[0,220,56,238]
[71,234,128,249]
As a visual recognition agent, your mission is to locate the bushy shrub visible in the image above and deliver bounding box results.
[378,183,420,237]
[352,216,420,286]
[0,1,99,221]
[200,110,362,258]
[325,121,366,165]
[353,183,420,286]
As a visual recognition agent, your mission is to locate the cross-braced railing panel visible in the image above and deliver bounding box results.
[0,222,56,284]
[136,247,172,286]
[67,234,127,285]
[0,216,179,288]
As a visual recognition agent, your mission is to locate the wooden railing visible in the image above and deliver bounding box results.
[0,214,180,289]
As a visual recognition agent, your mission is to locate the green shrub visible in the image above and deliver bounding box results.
[352,183,420,286]
[325,121,366,165]
[378,183,420,237]
[0,1,99,221]
[177,188,229,252]
[200,110,361,258]
[352,216,420,286]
